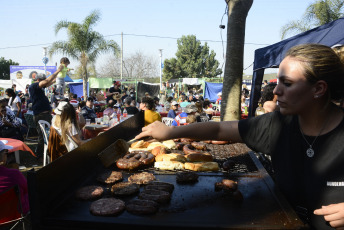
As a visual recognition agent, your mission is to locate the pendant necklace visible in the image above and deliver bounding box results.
[299,117,329,158]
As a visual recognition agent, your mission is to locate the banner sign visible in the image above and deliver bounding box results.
[10,66,57,80]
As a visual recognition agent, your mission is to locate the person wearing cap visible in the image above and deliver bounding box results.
[171,103,197,126]
[107,81,122,103]
[80,97,98,123]
[0,140,30,215]
[216,92,222,105]
[28,64,64,159]
[167,101,179,119]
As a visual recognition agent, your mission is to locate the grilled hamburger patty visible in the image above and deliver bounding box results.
[90,198,125,216]
[138,189,171,204]
[176,171,199,183]
[75,185,104,200]
[111,182,140,196]
[97,171,123,184]
[126,199,159,215]
[128,172,156,185]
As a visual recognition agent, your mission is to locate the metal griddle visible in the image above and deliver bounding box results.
[27,111,307,230]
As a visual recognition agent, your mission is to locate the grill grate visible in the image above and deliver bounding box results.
[118,143,258,174]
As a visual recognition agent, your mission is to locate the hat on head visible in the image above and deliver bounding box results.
[184,104,197,113]
[0,140,13,152]
[171,101,179,106]
[55,101,68,115]
[114,103,120,108]
[217,92,222,96]
[36,73,46,80]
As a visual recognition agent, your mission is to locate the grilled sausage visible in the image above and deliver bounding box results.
[141,153,155,165]
[176,143,185,150]
[211,140,229,145]
[183,144,201,155]
[191,142,207,151]
[203,140,212,144]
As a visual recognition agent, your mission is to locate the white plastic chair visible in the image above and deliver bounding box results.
[200,116,209,122]
[162,117,174,126]
[38,120,51,166]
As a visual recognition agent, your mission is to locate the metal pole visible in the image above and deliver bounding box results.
[159,49,163,90]
[121,32,123,80]
[42,47,48,75]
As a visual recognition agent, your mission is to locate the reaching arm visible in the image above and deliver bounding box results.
[314,203,344,229]
[38,64,64,88]
[135,120,243,143]
[15,102,21,117]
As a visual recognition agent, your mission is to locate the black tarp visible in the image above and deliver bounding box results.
[137,82,160,100]
[249,17,344,116]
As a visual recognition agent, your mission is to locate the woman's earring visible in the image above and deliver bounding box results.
[314,95,320,98]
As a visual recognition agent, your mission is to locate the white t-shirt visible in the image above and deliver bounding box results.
[8,96,21,112]
[52,116,79,151]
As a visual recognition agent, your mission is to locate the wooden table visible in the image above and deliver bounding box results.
[0,138,36,164]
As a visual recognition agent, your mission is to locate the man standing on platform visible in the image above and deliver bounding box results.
[29,65,63,160]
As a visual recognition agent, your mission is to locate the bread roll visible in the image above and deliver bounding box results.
[185,153,213,162]
[154,161,185,170]
[155,153,186,163]
[131,140,145,148]
[184,162,219,172]
[146,142,165,150]
[162,140,176,149]
[151,146,167,157]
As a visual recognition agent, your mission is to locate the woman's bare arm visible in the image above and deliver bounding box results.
[135,120,242,143]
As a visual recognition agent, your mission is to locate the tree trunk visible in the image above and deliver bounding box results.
[221,0,253,121]
[83,63,88,99]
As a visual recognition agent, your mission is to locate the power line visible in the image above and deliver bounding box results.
[0,33,271,50]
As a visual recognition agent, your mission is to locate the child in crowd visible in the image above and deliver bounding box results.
[56,57,73,99]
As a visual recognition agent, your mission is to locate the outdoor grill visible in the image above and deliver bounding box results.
[27,111,308,230]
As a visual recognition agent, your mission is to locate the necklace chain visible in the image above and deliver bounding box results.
[299,117,329,158]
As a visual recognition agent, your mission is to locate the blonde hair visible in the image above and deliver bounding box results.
[57,103,80,145]
[186,114,197,124]
[286,44,344,101]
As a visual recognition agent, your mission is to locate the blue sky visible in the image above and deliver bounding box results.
[0,0,314,76]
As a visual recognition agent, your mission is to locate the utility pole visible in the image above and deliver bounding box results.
[159,49,163,89]
[121,32,123,80]
[42,47,48,75]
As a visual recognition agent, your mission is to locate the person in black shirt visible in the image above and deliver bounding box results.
[135,44,344,229]
[80,97,98,122]
[29,65,64,159]
[123,97,139,115]
[106,81,122,103]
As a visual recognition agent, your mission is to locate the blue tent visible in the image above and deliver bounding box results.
[64,75,73,82]
[204,82,223,103]
[249,17,344,116]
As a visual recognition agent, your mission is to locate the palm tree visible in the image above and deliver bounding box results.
[49,10,120,98]
[281,0,344,39]
[222,0,253,121]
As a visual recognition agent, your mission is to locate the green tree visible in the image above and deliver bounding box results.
[49,10,120,98]
[222,0,253,121]
[0,57,19,80]
[163,35,222,81]
[281,0,344,39]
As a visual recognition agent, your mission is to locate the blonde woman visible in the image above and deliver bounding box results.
[52,101,87,152]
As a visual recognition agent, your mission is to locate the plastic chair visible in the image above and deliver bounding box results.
[38,120,51,166]
[200,116,209,122]
[23,113,37,141]
[162,117,174,126]
[0,185,29,230]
